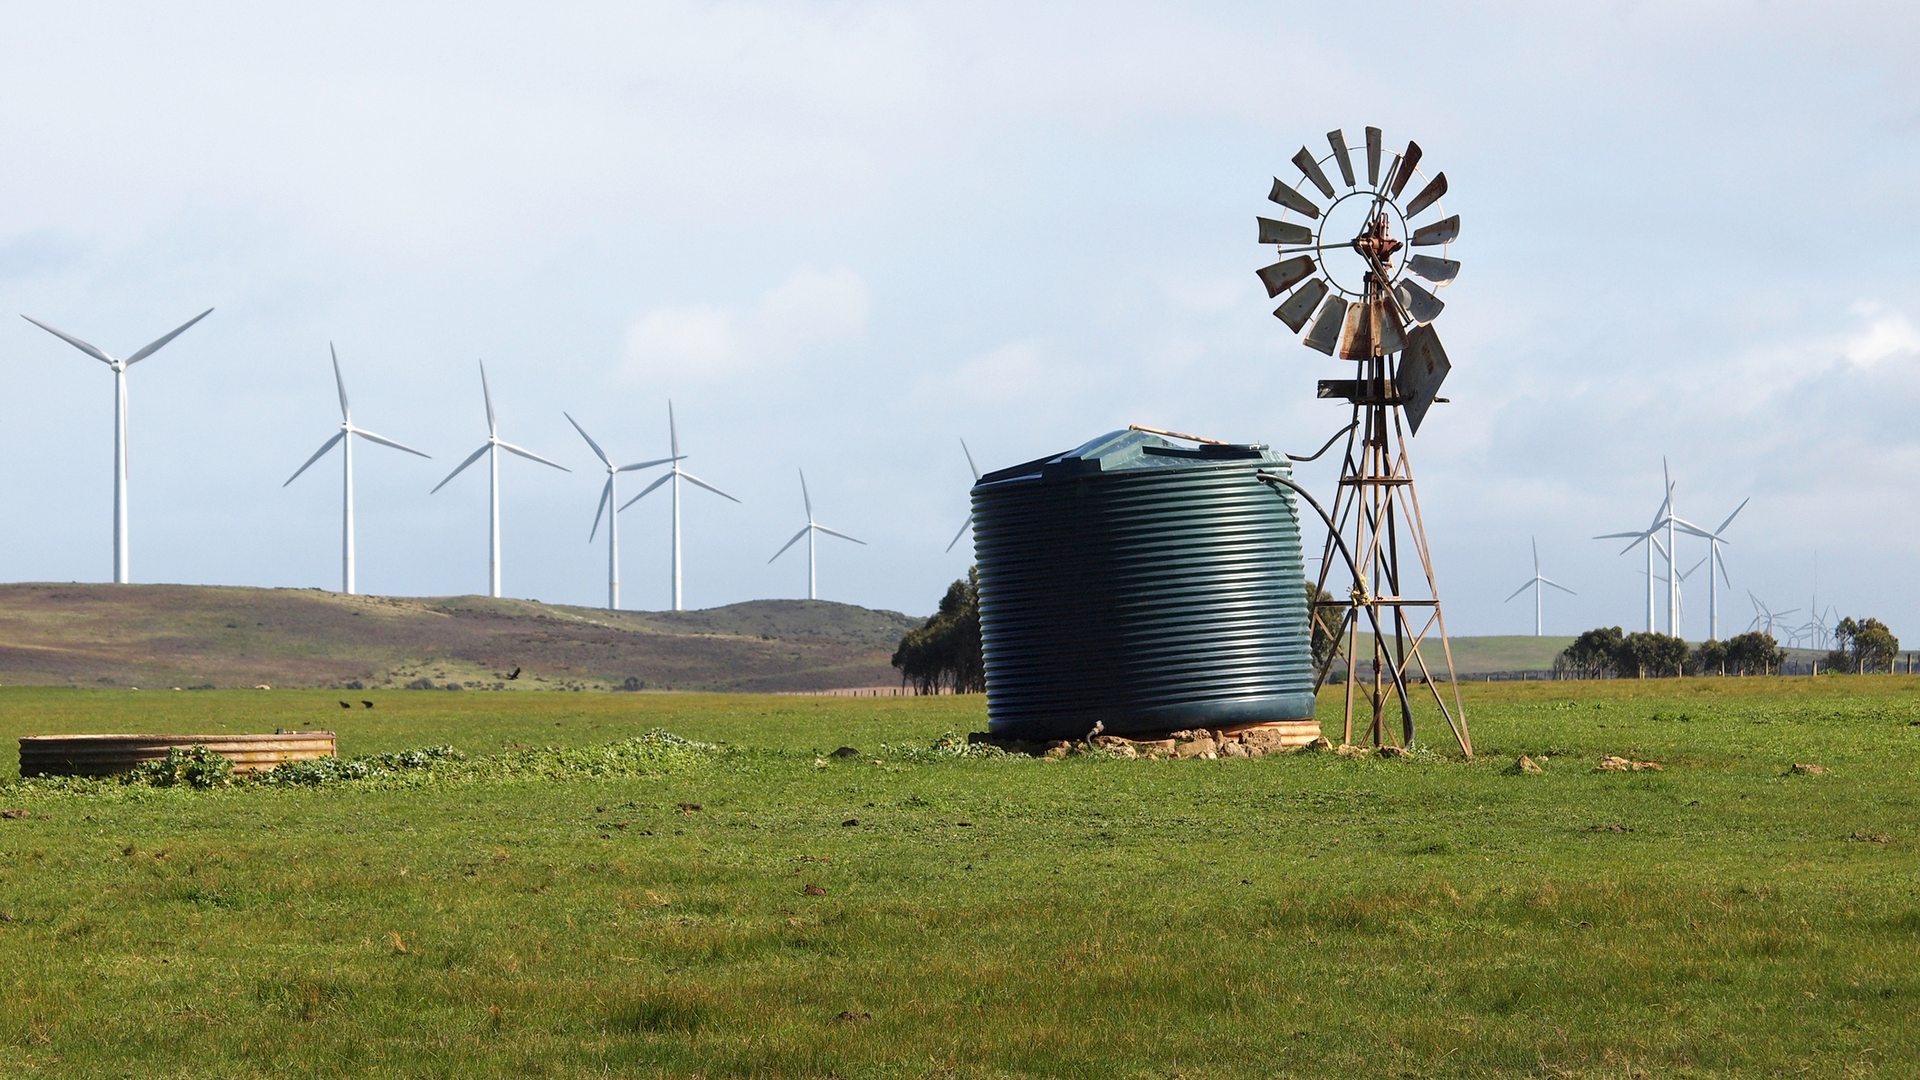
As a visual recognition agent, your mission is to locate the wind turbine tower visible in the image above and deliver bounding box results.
[1676,497,1747,641]
[21,308,213,583]
[431,361,569,598]
[1594,479,1672,634]
[284,345,431,594]
[565,413,678,611]
[619,402,738,611]
[1503,537,1575,636]
[769,469,866,600]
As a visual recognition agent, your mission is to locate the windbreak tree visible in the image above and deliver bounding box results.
[1723,631,1785,675]
[1560,626,1625,679]
[1828,617,1899,673]
[891,568,984,694]
[1616,631,1689,678]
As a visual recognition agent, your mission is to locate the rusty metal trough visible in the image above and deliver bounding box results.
[18,732,337,777]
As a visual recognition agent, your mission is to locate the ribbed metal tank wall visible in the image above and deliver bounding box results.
[972,430,1315,741]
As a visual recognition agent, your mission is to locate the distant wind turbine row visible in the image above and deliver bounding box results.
[19,311,897,611]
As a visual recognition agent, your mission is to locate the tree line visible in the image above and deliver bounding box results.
[890,568,984,694]
[1556,615,1902,678]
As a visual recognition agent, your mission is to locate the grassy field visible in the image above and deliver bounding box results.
[2,677,1919,1077]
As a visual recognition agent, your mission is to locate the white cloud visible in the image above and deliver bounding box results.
[622,267,870,380]
[1842,301,1920,366]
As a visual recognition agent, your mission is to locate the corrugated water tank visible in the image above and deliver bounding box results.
[971,429,1317,741]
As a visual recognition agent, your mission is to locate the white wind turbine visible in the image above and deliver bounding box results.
[618,402,738,611]
[564,413,679,611]
[1594,478,1674,633]
[946,438,983,553]
[1503,537,1575,636]
[284,345,431,594]
[431,361,569,598]
[769,469,865,601]
[1747,591,1797,638]
[1674,497,1748,641]
[21,307,213,583]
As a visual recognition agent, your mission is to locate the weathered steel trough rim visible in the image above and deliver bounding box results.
[19,731,338,777]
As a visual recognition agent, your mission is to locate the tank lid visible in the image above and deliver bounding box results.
[980,429,1277,484]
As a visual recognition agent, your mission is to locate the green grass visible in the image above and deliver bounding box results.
[2,677,1919,1077]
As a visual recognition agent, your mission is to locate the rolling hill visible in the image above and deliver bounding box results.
[0,584,924,692]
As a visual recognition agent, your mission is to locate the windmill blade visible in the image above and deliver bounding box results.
[1614,534,1650,557]
[1541,577,1577,595]
[1371,296,1407,356]
[1274,279,1329,333]
[1408,254,1461,285]
[589,478,612,542]
[961,438,980,481]
[1256,217,1314,246]
[1256,256,1316,299]
[123,308,214,365]
[1532,536,1541,575]
[1267,178,1321,220]
[1504,580,1536,603]
[1365,127,1382,186]
[1291,147,1336,199]
[352,427,431,458]
[1715,545,1732,588]
[617,470,674,511]
[1678,556,1708,581]
[615,455,681,472]
[1411,216,1460,246]
[498,441,569,471]
[1593,531,1646,540]
[284,431,346,486]
[1403,173,1448,219]
[815,524,866,545]
[330,343,351,422]
[1715,497,1750,535]
[946,514,972,553]
[768,525,812,564]
[1388,142,1422,199]
[564,412,612,468]
[680,471,740,503]
[1391,279,1444,326]
[20,315,115,364]
[1336,300,1372,360]
[479,360,497,436]
[1327,129,1356,187]
[1302,295,1348,356]
[799,469,813,519]
[431,443,492,493]
[668,400,680,457]
[1396,324,1450,435]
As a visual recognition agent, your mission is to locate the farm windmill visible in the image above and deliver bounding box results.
[1253,125,1470,756]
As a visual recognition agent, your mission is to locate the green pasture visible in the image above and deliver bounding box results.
[2,678,1919,1078]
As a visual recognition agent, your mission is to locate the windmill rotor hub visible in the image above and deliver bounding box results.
[1351,214,1400,266]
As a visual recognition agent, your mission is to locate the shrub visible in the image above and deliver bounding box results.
[123,745,234,789]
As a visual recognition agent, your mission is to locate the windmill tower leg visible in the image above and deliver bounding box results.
[343,431,356,595]
[114,367,129,584]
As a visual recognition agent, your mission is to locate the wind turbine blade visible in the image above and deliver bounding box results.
[668,400,679,458]
[497,441,569,471]
[1679,556,1707,580]
[564,412,612,468]
[284,431,346,486]
[768,525,811,563]
[1504,581,1535,603]
[352,428,431,458]
[21,315,114,364]
[1614,536,1648,557]
[589,478,611,542]
[431,443,492,493]
[961,438,980,481]
[1531,536,1540,576]
[814,524,866,545]
[799,469,812,519]
[1593,531,1645,540]
[615,456,681,472]
[946,514,972,553]
[1541,577,1577,595]
[479,360,496,436]
[1716,547,1732,588]
[1716,497,1750,535]
[617,470,674,511]
[679,471,741,503]
[331,343,351,422]
[123,308,213,365]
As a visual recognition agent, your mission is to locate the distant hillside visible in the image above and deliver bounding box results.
[0,584,923,692]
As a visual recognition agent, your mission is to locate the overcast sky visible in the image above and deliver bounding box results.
[2,1,1916,642]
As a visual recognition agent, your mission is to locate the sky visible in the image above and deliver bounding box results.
[2,0,1917,643]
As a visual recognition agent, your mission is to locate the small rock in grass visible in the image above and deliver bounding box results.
[1376,746,1409,759]
[1514,755,1544,774]
[804,884,827,896]
[1791,763,1826,776]
[0,810,28,820]
[841,819,859,827]
[1220,742,1251,759]
[1304,736,1333,752]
